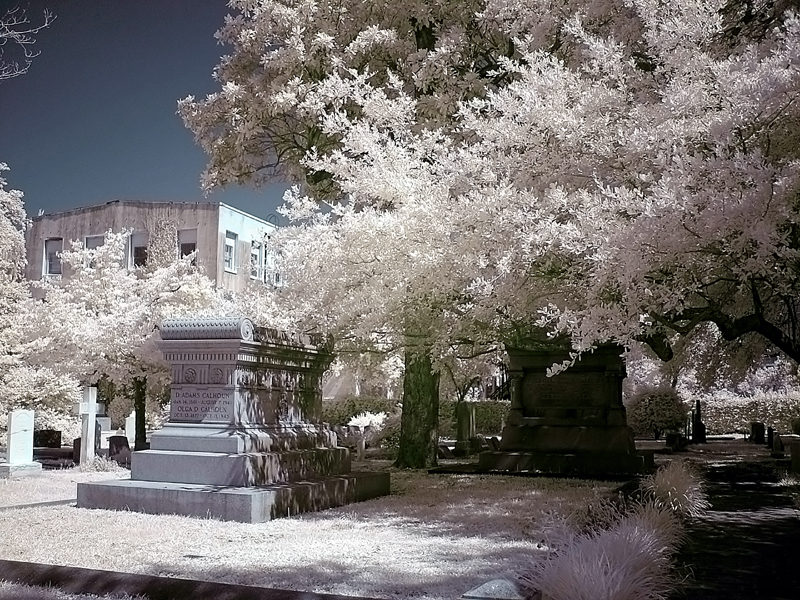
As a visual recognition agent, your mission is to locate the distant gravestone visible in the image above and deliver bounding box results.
[750,422,766,445]
[455,403,476,456]
[772,433,785,458]
[437,443,455,459]
[124,412,136,445]
[79,387,99,464]
[767,426,775,450]
[691,398,706,444]
[0,410,42,478]
[33,429,62,448]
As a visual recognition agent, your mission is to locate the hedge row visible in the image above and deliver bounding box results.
[438,400,509,438]
[697,391,800,435]
[321,396,509,437]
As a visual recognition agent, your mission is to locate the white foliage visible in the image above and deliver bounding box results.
[185,1,800,368]
[22,230,226,386]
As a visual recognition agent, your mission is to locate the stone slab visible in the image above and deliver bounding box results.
[0,461,43,479]
[76,471,390,523]
[462,578,540,600]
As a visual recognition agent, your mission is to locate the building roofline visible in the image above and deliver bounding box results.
[218,202,278,228]
[30,199,275,225]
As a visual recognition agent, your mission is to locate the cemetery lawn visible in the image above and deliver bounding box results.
[0,461,620,600]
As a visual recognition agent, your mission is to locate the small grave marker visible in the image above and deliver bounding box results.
[79,387,98,465]
[0,410,42,478]
[124,412,136,445]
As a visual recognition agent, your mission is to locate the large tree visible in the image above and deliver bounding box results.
[183,0,800,466]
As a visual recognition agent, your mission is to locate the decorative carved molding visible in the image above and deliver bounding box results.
[160,317,255,341]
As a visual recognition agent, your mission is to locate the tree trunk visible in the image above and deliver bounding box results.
[394,348,440,469]
[132,376,148,451]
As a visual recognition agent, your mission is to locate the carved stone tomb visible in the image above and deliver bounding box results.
[479,345,652,476]
[77,318,389,522]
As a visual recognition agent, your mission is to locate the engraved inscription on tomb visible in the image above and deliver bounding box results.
[170,386,234,423]
[523,372,607,410]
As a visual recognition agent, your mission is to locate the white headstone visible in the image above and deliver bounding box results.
[80,387,98,464]
[7,410,35,465]
[125,412,136,444]
[96,416,112,432]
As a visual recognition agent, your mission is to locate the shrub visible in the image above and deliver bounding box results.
[626,388,689,440]
[321,396,398,426]
[438,400,509,438]
[370,412,402,454]
[640,461,710,519]
[347,411,387,431]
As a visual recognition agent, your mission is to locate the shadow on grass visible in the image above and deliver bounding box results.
[670,459,800,600]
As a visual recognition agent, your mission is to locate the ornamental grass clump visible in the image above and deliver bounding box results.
[78,455,127,473]
[641,460,710,519]
[522,508,677,600]
[523,462,706,600]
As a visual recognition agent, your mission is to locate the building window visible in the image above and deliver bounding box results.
[44,238,63,275]
[84,235,104,250]
[130,232,148,268]
[250,242,262,279]
[178,229,197,265]
[224,231,237,272]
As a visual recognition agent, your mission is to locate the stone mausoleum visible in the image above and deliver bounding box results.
[480,342,652,476]
[78,317,389,522]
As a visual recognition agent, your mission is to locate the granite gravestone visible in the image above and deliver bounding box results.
[455,403,476,456]
[77,317,390,522]
[1,410,42,478]
[479,343,651,476]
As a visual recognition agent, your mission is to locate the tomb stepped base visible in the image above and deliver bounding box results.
[149,423,338,454]
[478,450,653,476]
[131,447,351,486]
[77,471,390,523]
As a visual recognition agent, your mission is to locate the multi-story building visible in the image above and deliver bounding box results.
[24,200,279,293]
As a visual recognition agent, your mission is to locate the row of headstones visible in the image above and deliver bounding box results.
[750,421,800,473]
[2,388,137,477]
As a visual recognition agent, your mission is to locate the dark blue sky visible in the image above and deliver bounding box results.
[0,0,287,221]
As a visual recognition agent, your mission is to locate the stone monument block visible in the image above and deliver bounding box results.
[479,344,651,476]
[77,317,390,522]
[454,402,476,456]
[1,410,42,478]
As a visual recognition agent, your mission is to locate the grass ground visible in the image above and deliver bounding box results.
[0,460,619,600]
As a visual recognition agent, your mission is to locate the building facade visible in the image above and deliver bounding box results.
[24,200,279,293]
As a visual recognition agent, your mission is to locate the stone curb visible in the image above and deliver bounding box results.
[0,559,386,600]
[0,499,76,512]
